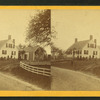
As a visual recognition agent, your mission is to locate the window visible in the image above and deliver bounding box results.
[77,50,82,54]
[67,51,72,55]
[93,51,95,55]
[14,51,16,55]
[11,44,12,48]
[84,50,88,55]
[87,51,88,54]
[5,50,7,54]
[93,51,98,55]
[96,51,98,55]
[2,50,4,54]
[2,50,7,54]
[87,43,95,48]
[11,51,13,55]
[11,51,16,55]
[9,44,10,48]
[95,44,96,48]
[9,44,13,48]
[13,45,15,48]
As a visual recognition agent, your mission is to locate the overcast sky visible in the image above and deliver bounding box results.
[0,9,37,45]
[0,9,51,54]
[1,9,100,53]
[52,9,100,51]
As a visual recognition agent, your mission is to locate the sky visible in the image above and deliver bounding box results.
[1,9,100,54]
[0,9,37,45]
[0,9,51,54]
[52,9,100,51]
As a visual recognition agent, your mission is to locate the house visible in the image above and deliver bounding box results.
[0,35,18,59]
[19,45,48,61]
[66,35,100,59]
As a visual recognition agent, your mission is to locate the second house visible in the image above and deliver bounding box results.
[66,35,100,59]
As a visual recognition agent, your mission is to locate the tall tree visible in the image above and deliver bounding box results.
[18,44,26,49]
[26,9,55,47]
[51,44,65,60]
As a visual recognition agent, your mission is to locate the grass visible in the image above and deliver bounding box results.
[52,59,100,78]
[0,59,51,90]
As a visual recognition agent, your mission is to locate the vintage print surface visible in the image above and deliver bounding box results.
[0,8,100,91]
[0,9,51,91]
[51,9,100,91]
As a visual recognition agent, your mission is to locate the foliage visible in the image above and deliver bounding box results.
[18,44,26,49]
[26,10,55,46]
[51,45,64,60]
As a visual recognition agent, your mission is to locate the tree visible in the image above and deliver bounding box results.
[18,44,26,49]
[57,49,64,59]
[51,45,64,60]
[18,44,26,60]
[26,10,55,47]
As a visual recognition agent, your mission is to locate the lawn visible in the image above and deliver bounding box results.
[0,59,51,90]
[52,59,100,78]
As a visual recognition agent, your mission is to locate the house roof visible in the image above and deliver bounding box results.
[0,39,8,49]
[24,45,45,53]
[67,40,90,51]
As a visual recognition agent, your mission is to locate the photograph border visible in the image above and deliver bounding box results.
[0,6,100,97]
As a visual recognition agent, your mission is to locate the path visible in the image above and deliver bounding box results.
[0,72,43,91]
[51,67,100,91]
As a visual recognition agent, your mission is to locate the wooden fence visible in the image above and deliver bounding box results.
[23,61,51,66]
[20,61,51,77]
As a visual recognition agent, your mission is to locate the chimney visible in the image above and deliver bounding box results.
[8,35,11,40]
[75,38,78,43]
[94,39,96,44]
[90,35,93,40]
[13,39,15,43]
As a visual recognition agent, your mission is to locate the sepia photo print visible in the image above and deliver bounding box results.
[0,8,100,91]
[51,9,100,91]
[0,9,51,91]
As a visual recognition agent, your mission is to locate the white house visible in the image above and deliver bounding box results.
[66,35,100,59]
[0,35,18,59]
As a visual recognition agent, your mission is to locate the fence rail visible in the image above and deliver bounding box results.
[23,61,50,66]
[20,61,51,77]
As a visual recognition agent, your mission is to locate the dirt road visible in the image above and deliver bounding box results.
[51,67,100,91]
[0,72,42,91]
